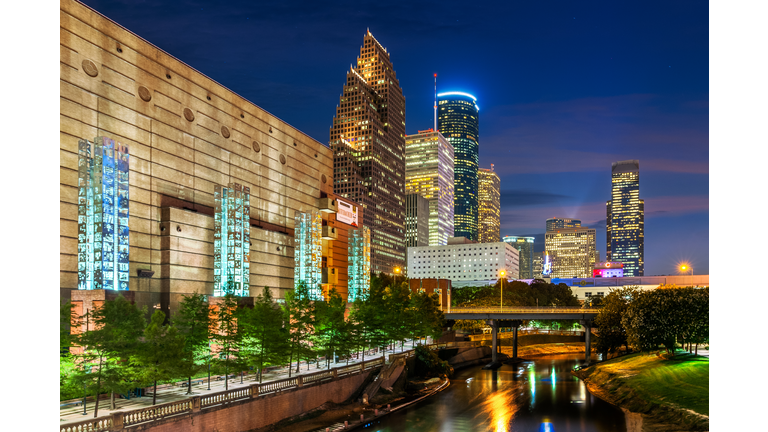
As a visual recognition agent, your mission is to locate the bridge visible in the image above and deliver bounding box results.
[441,306,600,365]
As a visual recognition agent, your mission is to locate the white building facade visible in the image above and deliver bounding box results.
[407,239,519,287]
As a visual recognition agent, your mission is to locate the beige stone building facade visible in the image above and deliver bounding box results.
[60,0,336,313]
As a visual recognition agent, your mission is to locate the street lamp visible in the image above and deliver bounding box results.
[500,269,506,310]
[394,266,401,284]
[680,264,693,276]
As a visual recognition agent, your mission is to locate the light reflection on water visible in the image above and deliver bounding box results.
[363,355,626,432]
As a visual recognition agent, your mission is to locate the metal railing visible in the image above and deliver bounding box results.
[443,306,600,314]
[59,342,479,432]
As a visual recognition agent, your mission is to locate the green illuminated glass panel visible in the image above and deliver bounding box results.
[214,183,251,297]
[77,136,130,290]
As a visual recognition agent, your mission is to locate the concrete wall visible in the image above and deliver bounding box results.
[60,0,333,304]
[125,371,371,432]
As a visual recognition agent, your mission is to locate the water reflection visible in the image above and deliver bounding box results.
[365,355,626,432]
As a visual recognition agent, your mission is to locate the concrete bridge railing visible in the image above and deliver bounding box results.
[59,343,479,432]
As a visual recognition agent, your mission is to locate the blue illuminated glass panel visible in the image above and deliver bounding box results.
[294,211,323,300]
[347,226,371,302]
[77,137,130,290]
[214,183,250,297]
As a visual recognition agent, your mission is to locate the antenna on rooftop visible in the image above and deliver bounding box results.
[434,73,437,131]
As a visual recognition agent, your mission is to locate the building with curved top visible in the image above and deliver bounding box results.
[438,92,479,241]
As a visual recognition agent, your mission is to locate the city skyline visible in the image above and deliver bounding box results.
[77,0,709,275]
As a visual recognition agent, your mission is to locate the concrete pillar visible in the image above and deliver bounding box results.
[250,384,260,398]
[512,325,518,359]
[491,320,498,363]
[191,396,201,413]
[581,319,592,365]
[297,376,304,387]
[110,411,124,430]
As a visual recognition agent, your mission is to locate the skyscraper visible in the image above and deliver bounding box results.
[478,165,500,243]
[503,236,535,279]
[606,160,644,276]
[405,129,454,245]
[546,218,581,232]
[405,193,430,247]
[438,92,479,241]
[545,226,598,278]
[330,31,406,275]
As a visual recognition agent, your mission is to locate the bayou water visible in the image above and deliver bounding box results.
[362,354,627,432]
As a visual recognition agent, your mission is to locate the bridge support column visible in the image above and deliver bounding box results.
[511,320,523,360]
[580,319,592,365]
[491,320,498,363]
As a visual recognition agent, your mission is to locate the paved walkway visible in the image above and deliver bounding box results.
[60,343,418,424]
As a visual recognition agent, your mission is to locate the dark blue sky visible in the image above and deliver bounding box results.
[81,0,709,275]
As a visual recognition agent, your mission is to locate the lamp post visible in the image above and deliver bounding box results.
[500,270,506,311]
[680,264,693,276]
[394,266,401,285]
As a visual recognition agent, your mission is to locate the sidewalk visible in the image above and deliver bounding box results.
[60,343,418,424]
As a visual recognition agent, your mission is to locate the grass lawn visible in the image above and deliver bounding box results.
[590,351,709,416]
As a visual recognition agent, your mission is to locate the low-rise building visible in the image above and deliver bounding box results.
[407,237,519,288]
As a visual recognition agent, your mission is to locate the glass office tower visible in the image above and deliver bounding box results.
[606,160,644,276]
[405,129,454,246]
[478,165,500,243]
[503,236,535,279]
[437,92,479,241]
[330,31,406,275]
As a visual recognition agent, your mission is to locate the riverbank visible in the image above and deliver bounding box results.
[255,376,449,432]
[573,351,709,432]
[501,342,588,357]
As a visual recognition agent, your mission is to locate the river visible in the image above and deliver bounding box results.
[363,354,627,432]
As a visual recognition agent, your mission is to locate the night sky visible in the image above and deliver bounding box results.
[79,0,709,275]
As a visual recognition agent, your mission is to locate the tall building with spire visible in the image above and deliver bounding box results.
[405,129,454,246]
[606,160,644,276]
[478,165,500,243]
[438,92,479,241]
[330,31,406,275]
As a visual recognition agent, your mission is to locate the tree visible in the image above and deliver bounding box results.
[315,287,350,368]
[239,287,289,382]
[593,286,640,357]
[409,291,445,345]
[172,292,212,394]
[383,281,412,352]
[133,311,185,405]
[60,302,83,401]
[210,294,245,391]
[283,281,316,376]
[76,296,146,416]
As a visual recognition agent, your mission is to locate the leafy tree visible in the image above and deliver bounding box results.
[409,291,445,345]
[315,287,350,368]
[210,294,245,390]
[283,281,317,376]
[133,311,185,405]
[60,301,83,401]
[239,287,289,382]
[383,281,412,352]
[172,292,212,393]
[593,286,640,357]
[76,296,146,417]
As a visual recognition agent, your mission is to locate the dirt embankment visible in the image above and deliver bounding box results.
[573,358,709,432]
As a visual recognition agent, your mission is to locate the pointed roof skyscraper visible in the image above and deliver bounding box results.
[330,31,406,275]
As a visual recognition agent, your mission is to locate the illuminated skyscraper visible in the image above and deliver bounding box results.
[405,193,430,247]
[606,160,644,276]
[503,236,535,279]
[478,165,500,243]
[438,92,479,241]
[330,31,406,274]
[545,227,598,278]
[405,129,454,246]
[546,218,581,232]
